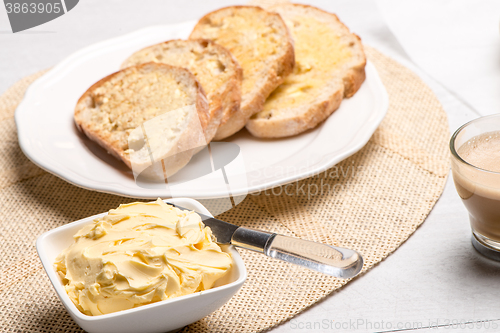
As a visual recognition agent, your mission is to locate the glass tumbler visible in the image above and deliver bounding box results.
[450,114,500,260]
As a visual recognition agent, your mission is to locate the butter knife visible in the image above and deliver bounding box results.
[172,204,364,279]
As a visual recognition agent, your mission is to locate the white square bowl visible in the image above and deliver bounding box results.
[36,198,247,333]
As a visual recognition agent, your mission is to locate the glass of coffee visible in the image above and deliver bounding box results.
[451,114,500,260]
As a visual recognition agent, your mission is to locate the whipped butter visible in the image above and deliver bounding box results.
[54,199,232,316]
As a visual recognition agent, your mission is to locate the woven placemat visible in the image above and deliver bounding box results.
[0,22,449,333]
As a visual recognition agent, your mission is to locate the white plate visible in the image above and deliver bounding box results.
[15,21,389,199]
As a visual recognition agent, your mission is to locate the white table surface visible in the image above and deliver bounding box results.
[1,1,499,332]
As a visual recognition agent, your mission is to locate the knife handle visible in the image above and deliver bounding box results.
[231,227,363,279]
[265,234,363,279]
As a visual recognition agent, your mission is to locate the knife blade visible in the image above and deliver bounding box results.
[170,203,363,279]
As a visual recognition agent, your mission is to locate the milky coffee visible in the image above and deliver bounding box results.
[454,131,500,242]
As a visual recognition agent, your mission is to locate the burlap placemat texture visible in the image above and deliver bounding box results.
[0,8,450,333]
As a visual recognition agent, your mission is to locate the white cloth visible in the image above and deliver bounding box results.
[376,0,500,116]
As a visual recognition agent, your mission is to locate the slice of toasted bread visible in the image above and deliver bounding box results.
[74,62,209,180]
[189,5,295,140]
[121,39,242,143]
[246,4,366,138]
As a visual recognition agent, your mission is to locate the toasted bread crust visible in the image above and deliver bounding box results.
[190,6,295,140]
[281,4,366,97]
[246,80,344,138]
[246,3,366,138]
[342,33,366,97]
[74,63,209,177]
[121,39,242,143]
